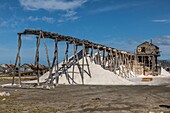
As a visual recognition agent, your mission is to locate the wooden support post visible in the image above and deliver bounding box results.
[97,47,101,65]
[65,42,70,84]
[103,49,106,69]
[114,50,117,74]
[118,52,121,76]
[81,42,85,84]
[90,46,94,63]
[34,34,41,86]
[12,34,22,85]
[72,41,77,84]
[54,38,59,85]
[109,50,113,72]
[152,55,155,76]
[155,56,158,73]
[18,35,22,86]
[42,32,53,84]
[85,47,91,78]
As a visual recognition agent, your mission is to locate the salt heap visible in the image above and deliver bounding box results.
[31,57,134,85]
[161,67,170,76]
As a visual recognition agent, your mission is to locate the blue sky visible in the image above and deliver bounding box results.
[0,0,170,64]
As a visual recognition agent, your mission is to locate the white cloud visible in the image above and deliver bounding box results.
[23,37,33,41]
[90,3,140,14]
[58,10,79,23]
[19,0,87,23]
[28,16,39,21]
[22,36,34,41]
[152,36,170,59]
[42,16,55,24]
[0,17,23,28]
[152,36,170,46]
[19,0,87,11]
[28,16,55,24]
[62,10,77,17]
[152,19,170,23]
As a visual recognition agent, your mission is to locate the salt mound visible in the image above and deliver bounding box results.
[161,67,170,76]
[0,92,10,96]
[26,57,134,85]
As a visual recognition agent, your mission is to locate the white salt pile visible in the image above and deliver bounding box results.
[58,58,133,85]
[161,67,170,76]
[0,92,10,96]
[25,57,134,85]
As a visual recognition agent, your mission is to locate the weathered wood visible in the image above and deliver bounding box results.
[81,42,85,84]
[109,50,113,72]
[102,49,106,69]
[64,42,70,83]
[72,41,77,84]
[114,51,117,74]
[12,34,22,85]
[97,47,101,65]
[41,32,53,84]
[18,35,22,86]
[34,34,41,85]
[85,48,91,78]
[54,38,59,85]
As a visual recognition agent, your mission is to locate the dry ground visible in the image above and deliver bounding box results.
[0,79,170,113]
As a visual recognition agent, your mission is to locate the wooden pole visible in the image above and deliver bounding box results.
[54,38,59,85]
[97,47,101,65]
[90,46,93,62]
[82,42,85,84]
[103,48,106,69]
[12,34,22,85]
[152,55,155,76]
[85,47,91,78]
[64,42,70,84]
[72,41,77,84]
[109,50,113,72]
[41,32,53,83]
[34,34,41,85]
[114,50,117,74]
[18,35,22,86]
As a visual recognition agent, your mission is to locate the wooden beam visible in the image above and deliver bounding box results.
[54,38,59,85]
[81,42,85,84]
[102,48,106,69]
[34,34,41,85]
[72,41,77,84]
[12,34,22,85]
[114,51,117,74]
[18,35,22,86]
[42,32,53,84]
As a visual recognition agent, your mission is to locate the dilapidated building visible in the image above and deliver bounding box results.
[136,41,160,75]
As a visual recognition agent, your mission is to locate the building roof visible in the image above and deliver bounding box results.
[137,41,159,49]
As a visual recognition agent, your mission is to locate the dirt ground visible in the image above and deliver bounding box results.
[0,79,170,113]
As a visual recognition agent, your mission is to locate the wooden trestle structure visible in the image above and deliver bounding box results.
[12,29,135,86]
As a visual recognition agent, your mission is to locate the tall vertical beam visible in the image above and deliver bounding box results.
[109,49,113,72]
[90,45,94,62]
[102,48,106,69]
[117,52,121,76]
[12,34,22,85]
[81,42,85,84]
[34,34,41,86]
[64,42,71,84]
[72,41,77,84]
[85,47,91,78]
[54,38,59,85]
[152,55,155,76]
[97,47,101,65]
[42,32,53,84]
[114,50,117,74]
[155,56,158,74]
[18,34,22,86]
